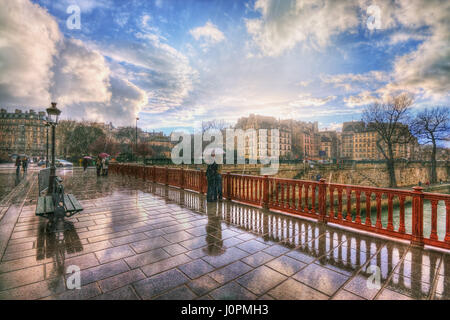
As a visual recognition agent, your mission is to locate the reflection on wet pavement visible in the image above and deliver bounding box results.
[0,168,448,300]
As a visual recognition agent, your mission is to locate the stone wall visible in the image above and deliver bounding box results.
[212,162,449,188]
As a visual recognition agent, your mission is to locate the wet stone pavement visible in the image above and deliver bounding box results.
[0,168,449,300]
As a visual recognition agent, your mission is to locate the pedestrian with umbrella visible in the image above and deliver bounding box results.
[82,156,92,172]
[205,148,223,202]
[98,153,110,176]
[15,156,21,176]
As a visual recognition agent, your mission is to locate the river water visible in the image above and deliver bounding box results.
[338,185,450,241]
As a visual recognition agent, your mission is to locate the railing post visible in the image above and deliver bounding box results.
[445,200,450,243]
[152,166,156,182]
[225,172,231,200]
[411,186,424,248]
[318,178,327,223]
[165,166,169,186]
[262,175,269,209]
[200,170,206,194]
[180,167,185,189]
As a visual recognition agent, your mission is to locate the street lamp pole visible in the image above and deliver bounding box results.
[45,122,50,168]
[46,102,61,194]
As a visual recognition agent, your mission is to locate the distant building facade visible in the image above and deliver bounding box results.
[0,108,47,161]
[340,121,416,160]
[143,131,174,158]
[236,114,292,159]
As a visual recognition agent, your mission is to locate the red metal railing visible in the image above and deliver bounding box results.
[223,173,265,206]
[109,163,450,250]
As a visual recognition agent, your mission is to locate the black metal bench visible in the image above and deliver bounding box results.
[36,168,83,232]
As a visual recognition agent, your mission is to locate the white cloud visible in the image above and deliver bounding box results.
[114,12,130,27]
[343,90,379,107]
[297,80,311,87]
[321,70,390,91]
[389,31,449,98]
[98,32,197,111]
[51,38,111,105]
[245,0,360,56]
[388,32,428,45]
[289,93,336,107]
[0,0,62,106]
[0,0,149,125]
[245,0,449,101]
[190,21,225,50]
[323,122,343,132]
[49,0,112,13]
[67,77,148,125]
[364,0,450,99]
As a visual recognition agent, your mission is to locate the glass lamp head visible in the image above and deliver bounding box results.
[46,102,61,124]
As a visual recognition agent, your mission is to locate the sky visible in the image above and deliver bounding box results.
[0,0,449,134]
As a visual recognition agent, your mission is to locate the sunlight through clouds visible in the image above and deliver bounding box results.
[0,0,448,132]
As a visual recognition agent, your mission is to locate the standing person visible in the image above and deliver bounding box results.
[82,157,88,172]
[15,156,21,176]
[22,157,28,173]
[101,157,107,176]
[104,157,109,176]
[96,156,102,176]
[206,161,218,202]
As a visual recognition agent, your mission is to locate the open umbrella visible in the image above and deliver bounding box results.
[98,153,110,159]
[83,156,93,159]
[204,147,224,156]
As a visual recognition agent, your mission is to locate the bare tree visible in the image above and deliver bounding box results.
[201,119,228,133]
[362,94,414,187]
[56,120,78,158]
[89,135,120,156]
[410,107,449,183]
[136,142,154,160]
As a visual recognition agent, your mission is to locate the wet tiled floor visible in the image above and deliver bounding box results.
[0,168,449,300]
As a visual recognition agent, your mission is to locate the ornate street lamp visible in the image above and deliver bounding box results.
[46,102,61,194]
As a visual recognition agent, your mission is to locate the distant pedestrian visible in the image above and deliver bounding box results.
[15,156,21,175]
[102,158,109,176]
[22,157,28,173]
[82,157,89,171]
[96,157,102,176]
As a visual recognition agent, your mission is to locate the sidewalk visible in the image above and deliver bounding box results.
[0,168,448,300]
